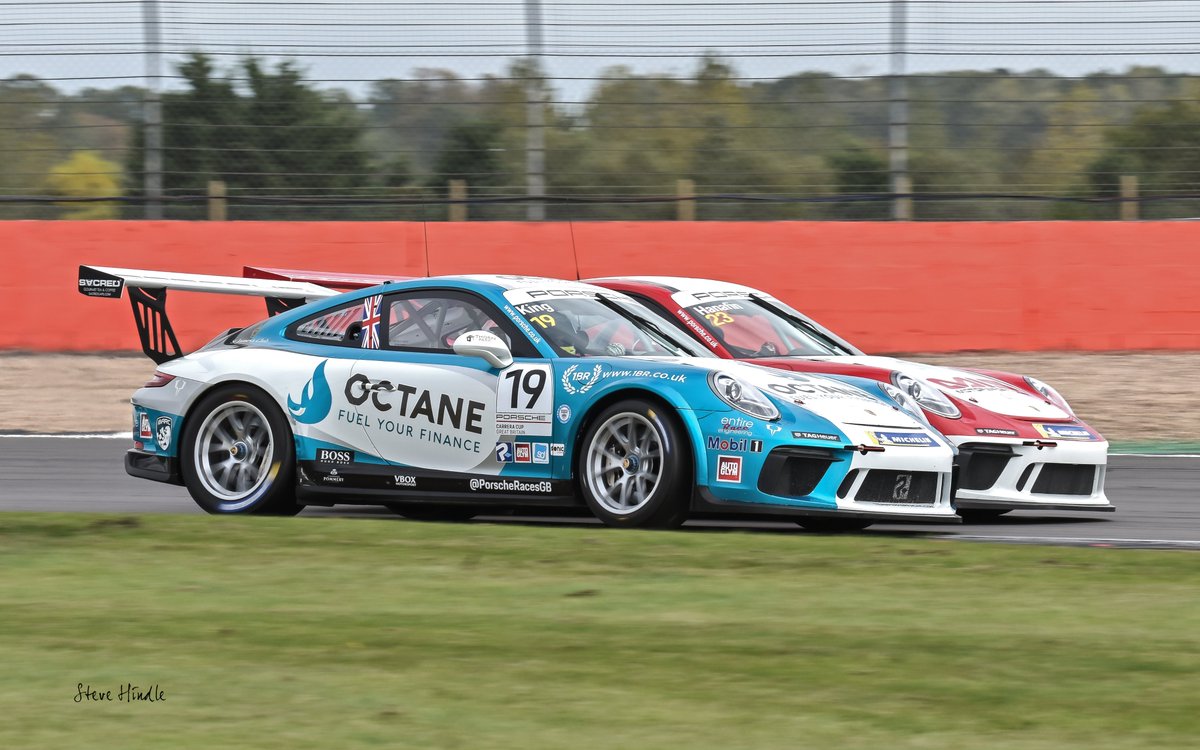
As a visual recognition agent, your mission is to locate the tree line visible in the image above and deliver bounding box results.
[3,53,1200,220]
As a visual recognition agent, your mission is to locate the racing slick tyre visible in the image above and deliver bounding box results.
[795,518,873,532]
[384,503,478,522]
[578,398,690,529]
[180,383,302,516]
[957,509,1010,523]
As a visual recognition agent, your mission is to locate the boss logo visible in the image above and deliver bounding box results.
[315,448,354,465]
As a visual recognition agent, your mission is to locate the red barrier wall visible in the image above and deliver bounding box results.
[3,220,1197,353]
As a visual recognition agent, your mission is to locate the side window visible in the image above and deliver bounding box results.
[625,291,696,339]
[290,301,367,347]
[384,291,535,356]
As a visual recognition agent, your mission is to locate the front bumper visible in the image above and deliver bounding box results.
[692,486,960,524]
[699,442,959,523]
[125,449,182,485]
[952,438,1112,511]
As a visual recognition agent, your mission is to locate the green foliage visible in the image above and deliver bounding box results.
[826,149,889,219]
[429,120,506,189]
[0,76,64,218]
[8,62,1200,219]
[1086,99,1200,218]
[125,53,373,219]
[42,150,121,219]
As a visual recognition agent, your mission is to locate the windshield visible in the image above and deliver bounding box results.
[515,296,710,358]
[685,297,855,358]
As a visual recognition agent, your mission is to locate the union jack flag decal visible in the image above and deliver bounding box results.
[360,294,383,349]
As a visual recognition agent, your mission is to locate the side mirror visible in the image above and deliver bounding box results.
[453,330,513,369]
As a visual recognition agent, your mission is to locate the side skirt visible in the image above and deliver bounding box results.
[295,461,578,508]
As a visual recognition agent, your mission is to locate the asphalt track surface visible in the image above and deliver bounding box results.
[1,437,1197,548]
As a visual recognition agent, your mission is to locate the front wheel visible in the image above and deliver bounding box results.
[180,384,302,516]
[578,399,690,528]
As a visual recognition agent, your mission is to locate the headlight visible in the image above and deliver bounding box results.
[1024,376,1074,416]
[708,371,780,421]
[891,372,961,419]
[881,382,925,420]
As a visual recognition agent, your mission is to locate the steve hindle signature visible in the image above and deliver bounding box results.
[74,683,165,703]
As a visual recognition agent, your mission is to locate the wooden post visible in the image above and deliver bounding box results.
[1120,175,1139,221]
[676,179,695,221]
[448,179,467,222]
[893,173,912,221]
[207,180,227,221]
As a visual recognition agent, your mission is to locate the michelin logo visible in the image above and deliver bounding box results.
[869,431,937,447]
[1034,423,1095,441]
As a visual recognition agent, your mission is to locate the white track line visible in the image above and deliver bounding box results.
[0,432,128,439]
[951,535,1200,548]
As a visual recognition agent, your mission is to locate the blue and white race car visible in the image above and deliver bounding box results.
[79,267,959,530]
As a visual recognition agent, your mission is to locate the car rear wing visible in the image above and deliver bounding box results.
[77,265,338,364]
[243,265,408,290]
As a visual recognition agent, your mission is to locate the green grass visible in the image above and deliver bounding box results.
[2,514,1199,749]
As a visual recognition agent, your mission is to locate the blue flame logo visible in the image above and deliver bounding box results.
[288,360,332,425]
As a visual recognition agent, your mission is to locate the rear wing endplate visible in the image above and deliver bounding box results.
[77,265,337,364]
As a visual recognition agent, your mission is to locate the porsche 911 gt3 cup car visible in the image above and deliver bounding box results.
[586,276,1112,520]
[79,266,958,529]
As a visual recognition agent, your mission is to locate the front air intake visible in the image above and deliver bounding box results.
[855,470,939,505]
[757,447,839,499]
[1031,464,1096,496]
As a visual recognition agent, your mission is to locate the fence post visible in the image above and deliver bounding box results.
[207,180,227,221]
[1119,175,1139,221]
[893,173,912,221]
[676,179,695,221]
[448,180,468,221]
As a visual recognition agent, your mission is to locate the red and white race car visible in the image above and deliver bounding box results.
[584,276,1112,520]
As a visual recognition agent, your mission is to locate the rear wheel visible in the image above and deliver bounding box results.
[795,518,873,532]
[578,399,690,528]
[385,503,477,522]
[180,384,302,516]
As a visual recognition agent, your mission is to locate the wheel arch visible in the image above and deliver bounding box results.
[569,387,706,487]
[182,375,298,448]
